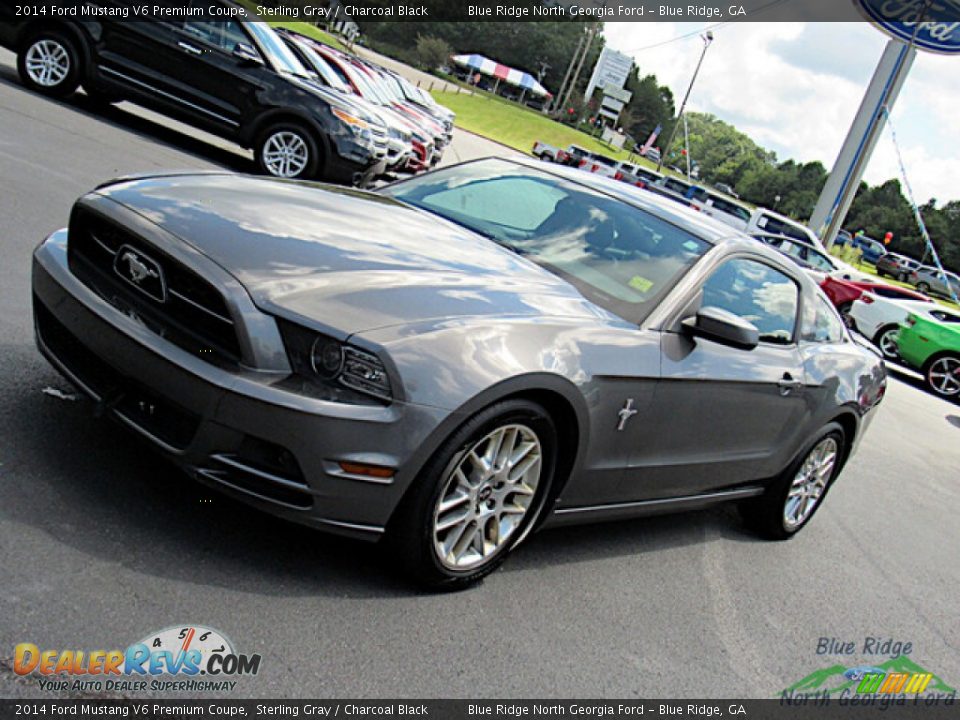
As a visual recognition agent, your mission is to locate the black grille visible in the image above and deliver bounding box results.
[35,300,201,450]
[67,207,242,363]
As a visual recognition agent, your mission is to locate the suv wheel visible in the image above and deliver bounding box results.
[18,31,81,97]
[917,282,931,294]
[255,125,319,179]
[388,399,557,590]
[741,423,845,540]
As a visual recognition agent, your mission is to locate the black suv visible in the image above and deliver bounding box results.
[0,7,388,184]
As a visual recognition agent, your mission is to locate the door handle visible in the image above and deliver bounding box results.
[177,41,203,56]
[778,373,804,395]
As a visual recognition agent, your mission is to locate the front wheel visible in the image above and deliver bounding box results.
[741,424,845,541]
[917,282,931,294]
[924,355,960,399]
[254,124,320,179]
[18,31,81,97]
[874,325,900,361]
[388,399,557,590]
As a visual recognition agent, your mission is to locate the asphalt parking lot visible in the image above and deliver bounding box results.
[1,48,958,699]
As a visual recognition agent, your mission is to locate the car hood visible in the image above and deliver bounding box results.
[95,174,612,336]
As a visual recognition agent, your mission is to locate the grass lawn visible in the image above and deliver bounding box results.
[434,90,658,168]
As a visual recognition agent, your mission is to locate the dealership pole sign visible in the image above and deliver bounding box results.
[853,0,960,54]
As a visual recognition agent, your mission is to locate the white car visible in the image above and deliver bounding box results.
[746,208,827,253]
[848,293,954,360]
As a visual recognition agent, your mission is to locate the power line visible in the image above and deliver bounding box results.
[619,0,793,54]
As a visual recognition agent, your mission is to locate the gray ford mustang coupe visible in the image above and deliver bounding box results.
[32,157,886,588]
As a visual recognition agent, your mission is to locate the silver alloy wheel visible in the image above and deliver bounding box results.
[25,39,71,88]
[878,328,899,359]
[432,424,542,571]
[927,356,960,397]
[783,436,838,530]
[262,131,309,178]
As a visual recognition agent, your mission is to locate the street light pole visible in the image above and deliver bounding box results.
[657,31,713,173]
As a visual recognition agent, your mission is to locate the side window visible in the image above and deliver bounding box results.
[182,21,248,53]
[930,310,960,324]
[701,258,799,345]
[803,296,846,343]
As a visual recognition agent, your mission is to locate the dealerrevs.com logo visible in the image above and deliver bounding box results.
[14,625,261,693]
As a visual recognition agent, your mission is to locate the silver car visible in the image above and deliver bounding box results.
[913,266,960,300]
[31,159,886,589]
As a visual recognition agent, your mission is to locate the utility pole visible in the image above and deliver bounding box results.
[559,23,597,118]
[657,31,713,173]
[550,34,584,115]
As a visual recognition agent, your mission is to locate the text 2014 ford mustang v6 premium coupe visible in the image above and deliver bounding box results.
[32,158,886,588]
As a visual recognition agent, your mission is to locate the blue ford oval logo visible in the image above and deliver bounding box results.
[853,0,960,54]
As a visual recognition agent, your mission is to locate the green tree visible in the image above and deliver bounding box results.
[415,35,452,71]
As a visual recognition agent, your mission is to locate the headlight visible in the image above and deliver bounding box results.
[331,106,370,130]
[278,320,392,403]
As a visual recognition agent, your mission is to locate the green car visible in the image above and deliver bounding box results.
[897,312,960,398]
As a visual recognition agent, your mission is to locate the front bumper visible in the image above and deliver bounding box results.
[32,230,450,541]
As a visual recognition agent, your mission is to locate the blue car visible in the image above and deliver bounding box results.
[835,232,887,265]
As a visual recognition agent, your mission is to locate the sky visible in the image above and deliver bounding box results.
[603,22,960,205]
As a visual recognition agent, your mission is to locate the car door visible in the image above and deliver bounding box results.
[165,18,266,134]
[619,255,812,501]
[92,22,185,104]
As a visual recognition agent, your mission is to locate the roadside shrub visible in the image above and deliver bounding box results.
[416,35,453,71]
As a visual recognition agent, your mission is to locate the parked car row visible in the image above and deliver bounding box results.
[0,5,453,184]
[819,274,960,400]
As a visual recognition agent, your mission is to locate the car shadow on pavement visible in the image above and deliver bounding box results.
[0,68,253,175]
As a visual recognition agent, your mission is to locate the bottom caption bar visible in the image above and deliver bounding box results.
[1,699,957,719]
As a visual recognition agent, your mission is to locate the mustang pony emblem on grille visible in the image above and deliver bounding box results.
[113,245,166,302]
[121,250,159,284]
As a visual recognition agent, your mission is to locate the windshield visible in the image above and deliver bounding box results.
[382,159,711,322]
[347,64,393,105]
[247,23,309,77]
[294,41,352,92]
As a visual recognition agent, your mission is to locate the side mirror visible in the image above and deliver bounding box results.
[681,306,760,350]
[233,43,263,66]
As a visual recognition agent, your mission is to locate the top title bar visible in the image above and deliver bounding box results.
[7,0,885,22]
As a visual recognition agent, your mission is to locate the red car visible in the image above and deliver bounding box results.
[820,276,931,328]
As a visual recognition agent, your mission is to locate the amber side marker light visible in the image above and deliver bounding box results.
[339,462,395,479]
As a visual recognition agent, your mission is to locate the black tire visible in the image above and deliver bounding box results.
[875,268,886,278]
[837,302,855,330]
[254,123,321,180]
[387,399,558,590]
[740,423,845,541]
[917,282,931,294]
[873,324,901,361]
[17,30,81,97]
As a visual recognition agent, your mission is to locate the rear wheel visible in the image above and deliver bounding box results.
[741,423,845,541]
[837,302,855,329]
[874,324,900,361]
[924,354,960,399]
[917,282,931,294]
[254,124,320,179]
[18,30,81,97]
[388,399,557,590]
